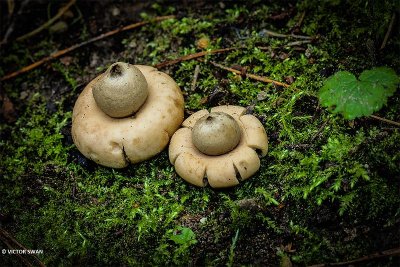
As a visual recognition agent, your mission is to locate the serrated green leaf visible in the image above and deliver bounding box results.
[319,68,399,120]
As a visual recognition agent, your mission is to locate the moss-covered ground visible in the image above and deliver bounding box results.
[1,0,399,266]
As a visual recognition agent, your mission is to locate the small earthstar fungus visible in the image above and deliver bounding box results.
[72,62,184,168]
[169,105,268,188]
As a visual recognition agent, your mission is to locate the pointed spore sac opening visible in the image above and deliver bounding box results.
[110,64,123,78]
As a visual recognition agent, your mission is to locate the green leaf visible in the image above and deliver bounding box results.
[360,67,399,94]
[169,226,197,245]
[319,67,399,119]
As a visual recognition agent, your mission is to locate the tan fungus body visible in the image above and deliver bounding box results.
[72,65,184,168]
[169,105,268,188]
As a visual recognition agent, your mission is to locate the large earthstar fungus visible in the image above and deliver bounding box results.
[72,62,184,168]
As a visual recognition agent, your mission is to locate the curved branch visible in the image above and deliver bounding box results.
[0,15,175,82]
[308,247,400,267]
[209,61,290,88]
[16,0,77,42]
[370,115,400,127]
[154,48,236,68]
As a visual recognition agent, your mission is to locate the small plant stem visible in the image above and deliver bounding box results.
[209,61,291,88]
[286,40,312,46]
[308,247,400,267]
[16,0,76,42]
[7,0,15,15]
[0,15,175,82]
[370,115,400,127]
[190,65,200,91]
[296,11,306,28]
[310,117,331,141]
[154,47,236,68]
[380,12,396,50]
[261,29,313,40]
[227,229,240,267]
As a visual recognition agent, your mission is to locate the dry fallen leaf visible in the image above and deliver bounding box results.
[59,56,74,66]
[0,94,17,123]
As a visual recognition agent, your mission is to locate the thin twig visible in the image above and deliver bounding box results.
[190,65,200,91]
[0,228,30,251]
[16,0,76,42]
[285,143,312,150]
[209,61,290,88]
[380,13,396,50]
[7,0,15,15]
[260,29,313,40]
[1,0,31,45]
[310,117,331,141]
[286,40,312,46]
[296,11,306,28]
[154,47,236,68]
[257,40,312,50]
[370,115,400,127]
[0,15,175,82]
[308,247,400,267]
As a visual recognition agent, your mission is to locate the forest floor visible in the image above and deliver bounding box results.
[1,0,399,266]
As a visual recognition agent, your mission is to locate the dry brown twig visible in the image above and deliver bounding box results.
[380,12,396,50]
[209,61,291,88]
[296,11,306,29]
[0,15,175,82]
[153,47,236,68]
[286,40,312,46]
[370,115,400,127]
[260,29,313,40]
[308,247,400,267]
[7,0,15,15]
[310,117,331,142]
[16,0,77,42]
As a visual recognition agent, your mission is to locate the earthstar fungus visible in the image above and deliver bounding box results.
[72,63,184,168]
[169,105,268,188]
